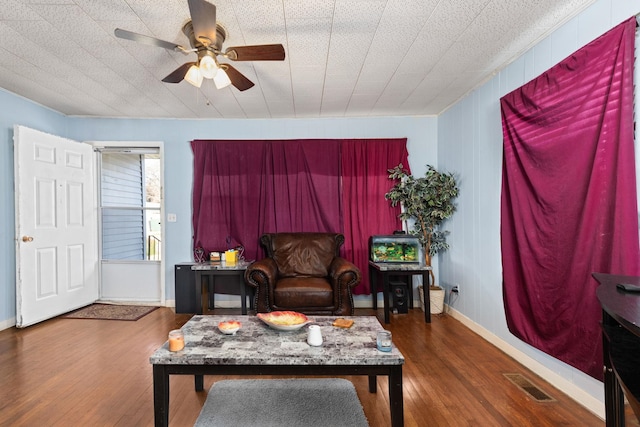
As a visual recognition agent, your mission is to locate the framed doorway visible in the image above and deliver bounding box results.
[92,142,165,304]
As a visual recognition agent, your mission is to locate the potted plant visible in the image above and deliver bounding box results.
[385,164,459,314]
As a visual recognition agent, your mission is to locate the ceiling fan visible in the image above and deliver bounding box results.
[114,0,285,91]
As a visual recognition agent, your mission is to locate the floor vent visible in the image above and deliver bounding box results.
[503,373,556,402]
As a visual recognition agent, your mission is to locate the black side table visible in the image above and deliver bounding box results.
[192,261,254,315]
[369,261,432,324]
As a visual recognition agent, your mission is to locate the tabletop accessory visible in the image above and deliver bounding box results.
[218,320,241,334]
[332,318,354,328]
[376,330,392,352]
[307,325,323,346]
[257,311,310,331]
[168,329,185,351]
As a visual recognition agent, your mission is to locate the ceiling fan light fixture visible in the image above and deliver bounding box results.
[214,68,232,89]
[199,54,218,79]
[185,64,203,87]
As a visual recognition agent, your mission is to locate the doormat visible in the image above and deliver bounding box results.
[61,304,159,321]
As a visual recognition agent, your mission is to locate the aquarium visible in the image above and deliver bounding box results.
[369,235,421,263]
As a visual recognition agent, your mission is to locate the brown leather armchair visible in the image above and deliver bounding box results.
[244,233,361,315]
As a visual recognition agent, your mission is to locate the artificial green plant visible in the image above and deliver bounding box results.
[385,164,459,285]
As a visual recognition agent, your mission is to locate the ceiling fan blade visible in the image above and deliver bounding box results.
[221,64,255,91]
[162,62,197,83]
[114,28,186,52]
[187,0,217,46]
[225,44,285,61]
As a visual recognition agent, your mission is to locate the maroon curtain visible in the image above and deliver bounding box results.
[192,139,342,262]
[191,140,269,262]
[500,17,639,379]
[341,139,409,294]
[263,140,342,234]
[192,138,408,294]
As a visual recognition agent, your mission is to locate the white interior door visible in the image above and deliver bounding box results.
[14,125,98,327]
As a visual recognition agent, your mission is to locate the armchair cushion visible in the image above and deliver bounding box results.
[264,233,339,277]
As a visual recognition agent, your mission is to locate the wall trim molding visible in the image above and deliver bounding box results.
[0,317,16,332]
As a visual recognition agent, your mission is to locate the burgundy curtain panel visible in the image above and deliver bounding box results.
[341,139,408,294]
[500,17,639,379]
[191,139,342,263]
[191,140,269,262]
[191,138,408,288]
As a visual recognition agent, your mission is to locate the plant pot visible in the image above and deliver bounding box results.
[419,285,445,314]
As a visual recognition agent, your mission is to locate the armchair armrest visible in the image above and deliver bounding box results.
[329,257,361,286]
[244,258,278,312]
[329,257,362,315]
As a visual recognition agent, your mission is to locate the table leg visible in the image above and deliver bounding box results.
[195,271,203,315]
[389,365,404,427]
[153,365,169,427]
[370,264,378,310]
[383,273,391,324]
[614,378,625,426]
[422,271,431,323]
[195,374,204,392]
[368,375,377,393]
[249,287,255,311]
[208,276,215,311]
[240,275,247,315]
[407,276,414,309]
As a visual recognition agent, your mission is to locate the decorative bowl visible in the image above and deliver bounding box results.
[218,320,242,335]
[257,311,310,331]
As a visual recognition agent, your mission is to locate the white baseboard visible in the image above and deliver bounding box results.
[0,317,16,331]
[353,295,389,308]
[446,306,605,420]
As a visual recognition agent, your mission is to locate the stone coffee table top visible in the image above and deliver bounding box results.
[369,260,433,271]
[150,315,404,366]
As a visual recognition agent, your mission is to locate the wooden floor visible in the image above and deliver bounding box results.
[0,307,613,426]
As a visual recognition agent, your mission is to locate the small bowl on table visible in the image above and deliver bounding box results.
[218,320,241,335]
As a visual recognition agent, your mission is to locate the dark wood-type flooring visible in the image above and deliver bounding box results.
[0,307,624,426]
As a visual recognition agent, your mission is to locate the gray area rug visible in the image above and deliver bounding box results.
[194,378,369,427]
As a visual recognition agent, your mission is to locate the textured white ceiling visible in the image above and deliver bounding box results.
[0,0,595,119]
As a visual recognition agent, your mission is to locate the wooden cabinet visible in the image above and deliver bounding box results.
[594,273,640,426]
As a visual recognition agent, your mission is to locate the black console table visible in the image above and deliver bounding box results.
[174,262,254,314]
[192,261,254,315]
[369,261,432,324]
[594,272,640,427]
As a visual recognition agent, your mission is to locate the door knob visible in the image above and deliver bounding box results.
[22,236,33,242]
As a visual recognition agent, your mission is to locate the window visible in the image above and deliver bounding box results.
[99,149,161,261]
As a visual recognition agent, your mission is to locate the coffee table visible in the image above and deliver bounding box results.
[150,315,405,427]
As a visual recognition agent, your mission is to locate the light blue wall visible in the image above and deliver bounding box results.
[65,116,437,304]
[0,113,435,324]
[0,89,69,327]
[437,0,640,407]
